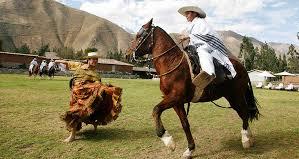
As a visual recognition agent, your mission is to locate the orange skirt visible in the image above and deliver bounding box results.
[65,82,122,127]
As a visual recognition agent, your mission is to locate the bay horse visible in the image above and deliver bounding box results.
[28,64,39,77]
[127,19,259,158]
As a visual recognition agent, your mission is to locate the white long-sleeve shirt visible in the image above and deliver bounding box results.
[48,62,55,70]
[40,61,47,70]
[29,60,38,72]
[185,17,236,77]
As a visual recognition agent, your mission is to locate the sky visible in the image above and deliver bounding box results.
[55,0,299,45]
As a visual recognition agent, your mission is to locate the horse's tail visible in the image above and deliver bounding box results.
[245,79,260,121]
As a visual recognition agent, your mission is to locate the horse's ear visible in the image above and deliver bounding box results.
[149,18,153,25]
[144,18,153,29]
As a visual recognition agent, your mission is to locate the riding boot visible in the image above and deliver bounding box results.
[191,71,215,102]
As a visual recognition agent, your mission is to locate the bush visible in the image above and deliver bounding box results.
[15,44,31,54]
[37,44,50,56]
[18,63,27,69]
[84,47,98,54]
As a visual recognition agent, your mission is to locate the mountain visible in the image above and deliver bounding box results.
[0,0,297,58]
[0,0,133,57]
[218,31,299,57]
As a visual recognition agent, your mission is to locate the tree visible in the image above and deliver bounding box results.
[106,50,124,61]
[75,49,85,60]
[287,44,299,73]
[0,40,2,51]
[56,47,75,59]
[37,43,50,56]
[255,42,280,72]
[84,47,98,54]
[278,54,287,72]
[239,37,256,70]
[15,44,31,54]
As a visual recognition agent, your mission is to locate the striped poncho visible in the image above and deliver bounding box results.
[184,17,236,77]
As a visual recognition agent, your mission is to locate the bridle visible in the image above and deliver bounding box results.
[132,26,155,63]
[132,25,186,77]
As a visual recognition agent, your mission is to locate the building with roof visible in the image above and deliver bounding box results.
[133,67,157,79]
[0,52,135,74]
[97,58,134,73]
[0,52,48,68]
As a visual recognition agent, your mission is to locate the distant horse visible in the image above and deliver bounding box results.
[39,65,48,77]
[28,64,39,77]
[48,63,59,78]
[127,19,259,158]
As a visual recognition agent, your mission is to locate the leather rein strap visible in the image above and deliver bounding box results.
[133,26,187,77]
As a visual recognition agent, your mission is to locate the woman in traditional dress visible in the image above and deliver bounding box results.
[61,52,123,142]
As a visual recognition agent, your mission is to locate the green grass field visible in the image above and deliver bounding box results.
[0,74,298,159]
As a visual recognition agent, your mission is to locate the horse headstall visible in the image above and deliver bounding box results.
[132,25,155,62]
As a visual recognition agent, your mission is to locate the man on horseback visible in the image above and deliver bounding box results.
[48,59,56,78]
[39,60,48,76]
[29,58,38,73]
[178,6,237,100]
[48,59,55,70]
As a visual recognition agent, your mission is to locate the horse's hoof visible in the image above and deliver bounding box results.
[242,140,251,149]
[168,140,176,151]
[64,137,75,142]
[249,138,254,147]
[161,131,176,151]
[241,129,252,149]
[182,148,193,159]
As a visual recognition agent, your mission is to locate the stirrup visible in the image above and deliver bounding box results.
[191,71,215,102]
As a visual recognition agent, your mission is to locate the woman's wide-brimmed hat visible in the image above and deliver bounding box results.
[84,52,100,59]
[178,6,206,18]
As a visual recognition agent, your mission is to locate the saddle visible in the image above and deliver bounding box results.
[184,45,232,84]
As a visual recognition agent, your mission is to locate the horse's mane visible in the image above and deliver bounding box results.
[155,26,178,46]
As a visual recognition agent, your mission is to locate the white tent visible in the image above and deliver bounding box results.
[274,71,295,76]
[260,71,275,78]
[248,70,275,85]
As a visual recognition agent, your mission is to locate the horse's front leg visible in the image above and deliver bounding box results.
[173,105,195,159]
[153,98,176,151]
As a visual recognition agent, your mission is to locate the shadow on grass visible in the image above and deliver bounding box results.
[222,129,299,155]
[192,129,299,158]
[76,127,153,142]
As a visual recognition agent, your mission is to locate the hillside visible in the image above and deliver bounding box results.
[0,0,297,58]
[0,0,133,57]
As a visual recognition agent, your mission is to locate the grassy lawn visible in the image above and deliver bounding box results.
[0,74,298,159]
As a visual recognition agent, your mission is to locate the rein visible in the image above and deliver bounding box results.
[158,53,185,77]
[132,26,187,77]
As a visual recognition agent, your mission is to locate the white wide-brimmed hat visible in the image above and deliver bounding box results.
[84,52,100,59]
[178,6,206,18]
